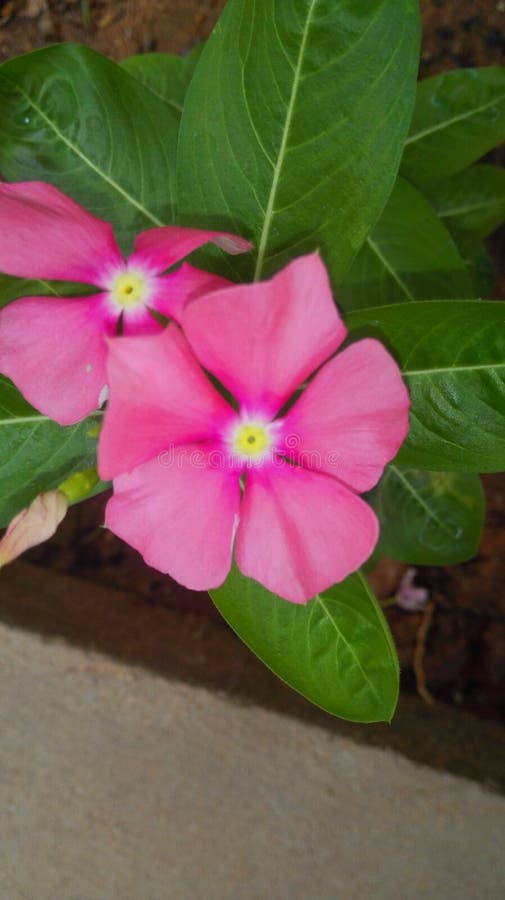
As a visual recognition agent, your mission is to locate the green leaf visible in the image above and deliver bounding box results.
[120,46,203,119]
[347,300,505,472]
[0,376,100,527]
[339,177,472,309]
[177,0,420,284]
[0,43,179,251]
[465,243,496,298]
[0,273,97,309]
[424,164,505,255]
[370,466,484,564]
[401,67,505,188]
[211,566,399,723]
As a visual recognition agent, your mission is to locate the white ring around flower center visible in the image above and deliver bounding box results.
[228,417,281,464]
[110,269,149,311]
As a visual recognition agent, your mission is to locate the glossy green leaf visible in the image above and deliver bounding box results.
[0,376,100,526]
[370,466,484,564]
[347,300,505,472]
[339,177,472,309]
[177,0,420,284]
[120,46,203,119]
[401,67,505,188]
[424,164,505,255]
[211,566,399,723]
[0,44,178,251]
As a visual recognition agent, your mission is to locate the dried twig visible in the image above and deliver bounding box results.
[413,599,436,706]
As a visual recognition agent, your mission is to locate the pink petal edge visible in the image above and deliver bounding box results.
[280,338,410,492]
[182,253,347,417]
[0,181,122,286]
[0,294,111,425]
[129,225,252,275]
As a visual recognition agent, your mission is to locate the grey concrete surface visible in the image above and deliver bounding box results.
[2,561,505,792]
[1,620,504,900]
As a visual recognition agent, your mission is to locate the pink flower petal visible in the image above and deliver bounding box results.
[0,294,111,425]
[128,225,252,274]
[235,461,379,604]
[120,306,164,337]
[98,325,234,481]
[280,339,410,492]
[148,263,232,324]
[105,447,240,590]
[182,254,346,417]
[0,181,122,286]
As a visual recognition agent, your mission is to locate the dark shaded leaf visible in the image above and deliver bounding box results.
[339,177,472,309]
[401,67,505,187]
[370,466,484,564]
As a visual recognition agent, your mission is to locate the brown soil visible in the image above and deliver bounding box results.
[1,1,504,70]
[1,0,505,723]
[0,0,227,60]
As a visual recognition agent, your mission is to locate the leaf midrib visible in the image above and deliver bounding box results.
[387,465,457,536]
[315,592,382,706]
[121,64,184,115]
[404,91,505,145]
[347,301,505,376]
[0,414,51,425]
[366,235,415,301]
[253,0,318,280]
[439,197,505,218]
[406,361,505,376]
[0,410,103,426]
[0,73,164,228]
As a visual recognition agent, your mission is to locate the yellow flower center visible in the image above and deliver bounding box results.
[232,423,271,458]
[110,271,147,309]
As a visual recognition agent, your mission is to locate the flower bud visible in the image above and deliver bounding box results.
[0,491,68,568]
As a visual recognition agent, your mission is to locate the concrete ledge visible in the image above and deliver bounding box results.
[1,605,505,898]
[1,561,504,792]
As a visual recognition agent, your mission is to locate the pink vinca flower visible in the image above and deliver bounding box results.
[0,181,251,425]
[98,253,410,604]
